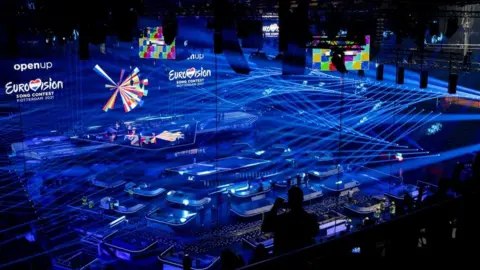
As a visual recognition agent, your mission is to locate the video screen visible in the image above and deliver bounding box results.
[312,35,370,71]
[262,21,279,39]
[93,65,149,113]
[139,27,176,59]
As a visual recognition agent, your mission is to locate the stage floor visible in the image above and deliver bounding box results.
[166,156,271,176]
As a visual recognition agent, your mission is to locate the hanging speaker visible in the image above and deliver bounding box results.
[282,44,306,75]
[358,70,365,77]
[7,23,18,57]
[239,20,263,49]
[79,23,89,60]
[114,5,133,42]
[376,64,384,81]
[448,73,458,94]
[214,32,223,54]
[396,66,405,84]
[163,16,178,45]
[278,0,290,52]
[420,70,428,88]
[445,18,459,38]
[222,28,250,74]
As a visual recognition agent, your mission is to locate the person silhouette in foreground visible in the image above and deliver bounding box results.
[221,249,245,270]
[249,244,270,265]
[262,186,319,255]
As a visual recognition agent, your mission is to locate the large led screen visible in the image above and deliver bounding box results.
[139,27,176,59]
[312,35,370,71]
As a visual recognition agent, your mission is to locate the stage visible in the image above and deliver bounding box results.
[2,14,479,269]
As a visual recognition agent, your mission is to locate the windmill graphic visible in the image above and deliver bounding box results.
[93,65,149,112]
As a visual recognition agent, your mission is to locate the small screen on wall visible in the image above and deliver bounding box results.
[312,35,370,71]
[139,27,176,59]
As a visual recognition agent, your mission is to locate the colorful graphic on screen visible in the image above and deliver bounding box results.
[139,27,176,59]
[93,65,149,113]
[312,35,370,71]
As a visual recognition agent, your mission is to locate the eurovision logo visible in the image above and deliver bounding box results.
[263,23,279,38]
[5,78,63,103]
[169,67,212,87]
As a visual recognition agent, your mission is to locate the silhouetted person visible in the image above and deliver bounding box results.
[424,179,455,256]
[296,173,301,186]
[347,188,354,203]
[424,178,453,207]
[262,186,319,255]
[249,244,270,264]
[416,185,425,208]
[221,249,245,270]
[211,203,219,227]
[199,207,206,228]
[403,192,415,213]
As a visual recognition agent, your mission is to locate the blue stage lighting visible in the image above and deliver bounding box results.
[255,150,265,156]
[426,123,442,135]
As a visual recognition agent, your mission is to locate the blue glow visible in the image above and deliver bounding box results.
[365,143,480,179]
[426,123,442,135]
[255,150,265,156]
